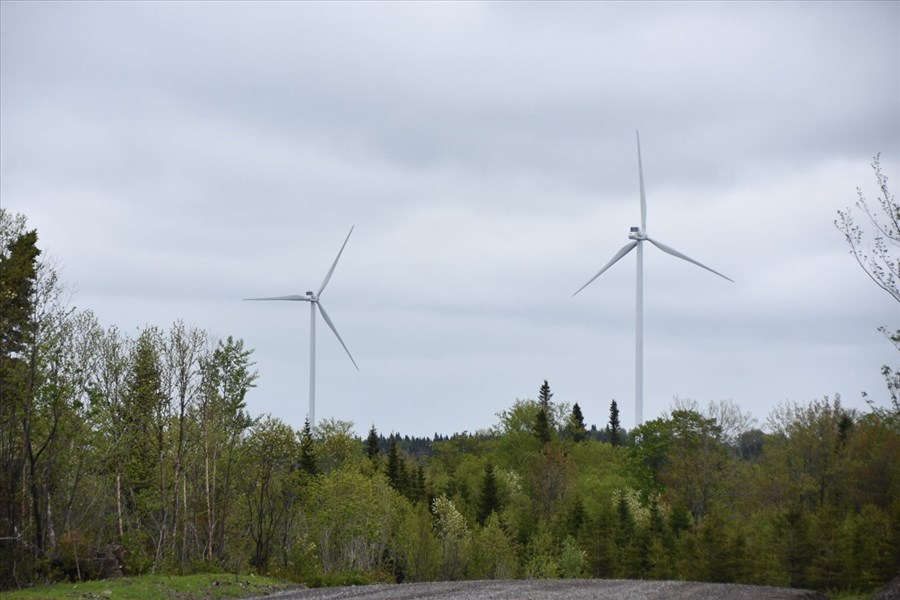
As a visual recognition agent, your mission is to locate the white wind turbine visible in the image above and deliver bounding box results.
[573,133,733,427]
[246,227,358,429]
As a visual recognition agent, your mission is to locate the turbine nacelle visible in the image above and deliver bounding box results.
[628,227,646,241]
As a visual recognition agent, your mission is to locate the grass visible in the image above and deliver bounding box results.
[0,573,299,600]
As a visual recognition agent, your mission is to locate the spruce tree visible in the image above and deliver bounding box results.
[608,399,621,447]
[0,227,39,362]
[538,379,553,410]
[299,418,320,477]
[477,462,501,525]
[386,434,403,491]
[365,424,380,462]
[414,464,426,502]
[534,407,552,446]
[568,403,587,442]
[534,380,554,445]
[123,329,165,501]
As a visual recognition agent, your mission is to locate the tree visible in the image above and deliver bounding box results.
[476,462,501,526]
[534,380,554,445]
[608,400,621,447]
[122,327,166,565]
[534,407,552,446]
[0,216,39,363]
[631,410,726,524]
[241,416,299,571]
[538,380,553,410]
[162,321,207,566]
[196,335,257,563]
[836,154,899,413]
[313,418,358,474]
[386,434,405,493]
[90,324,132,544]
[836,153,899,305]
[467,512,517,579]
[298,418,320,477]
[567,403,587,443]
[309,469,406,575]
[365,424,380,463]
[0,217,41,580]
[432,494,470,580]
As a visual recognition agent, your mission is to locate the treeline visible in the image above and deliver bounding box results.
[2,209,899,594]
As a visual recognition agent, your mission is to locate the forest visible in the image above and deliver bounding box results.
[1,207,899,595]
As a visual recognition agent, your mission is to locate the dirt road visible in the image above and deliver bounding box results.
[268,579,827,600]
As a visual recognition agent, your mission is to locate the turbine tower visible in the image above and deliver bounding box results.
[573,133,732,427]
[246,227,358,429]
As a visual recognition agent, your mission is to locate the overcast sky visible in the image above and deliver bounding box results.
[2,2,898,437]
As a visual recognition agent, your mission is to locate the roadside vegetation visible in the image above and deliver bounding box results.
[1,573,295,600]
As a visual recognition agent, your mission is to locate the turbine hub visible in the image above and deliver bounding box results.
[628,227,646,241]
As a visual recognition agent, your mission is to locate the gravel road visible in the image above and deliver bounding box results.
[267,579,827,600]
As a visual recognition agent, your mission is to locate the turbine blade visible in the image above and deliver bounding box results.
[244,295,310,301]
[637,130,647,232]
[646,237,734,282]
[318,226,354,296]
[573,241,638,296]
[316,302,359,370]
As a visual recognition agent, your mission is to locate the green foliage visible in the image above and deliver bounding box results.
[523,523,558,579]
[395,503,440,582]
[558,535,586,578]
[432,494,470,580]
[365,425,380,463]
[608,399,621,446]
[2,573,295,599]
[538,380,553,409]
[241,416,300,572]
[631,409,726,522]
[467,513,517,579]
[307,468,406,576]
[386,434,404,492]
[566,403,587,443]
[533,407,552,446]
[534,380,555,445]
[314,418,360,474]
[476,462,501,526]
[298,418,320,477]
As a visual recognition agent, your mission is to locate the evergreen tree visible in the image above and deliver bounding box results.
[565,496,588,538]
[616,493,634,542]
[0,221,41,576]
[386,434,404,491]
[0,226,39,362]
[608,399,621,447]
[534,407,552,446]
[538,379,553,410]
[568,403,587,442]
[534,380,553,445]
[299,418,320,477]
[414,464,427,502]
[123,329,165,505]
[476,462,501,526]
[365,424,380,462]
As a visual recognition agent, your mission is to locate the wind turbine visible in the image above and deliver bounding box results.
[246,227,358,429]
[573,133,732,427]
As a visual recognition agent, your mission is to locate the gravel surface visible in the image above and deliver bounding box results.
[267,580,827,600]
